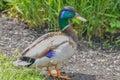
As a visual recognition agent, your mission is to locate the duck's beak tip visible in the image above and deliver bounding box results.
[75,13,88,22]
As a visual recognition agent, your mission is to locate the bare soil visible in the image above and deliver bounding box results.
[0,17,120,80]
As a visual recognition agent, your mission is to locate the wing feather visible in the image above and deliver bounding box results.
[21,32,69,58]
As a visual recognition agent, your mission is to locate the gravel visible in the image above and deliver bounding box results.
[0,17,120,80]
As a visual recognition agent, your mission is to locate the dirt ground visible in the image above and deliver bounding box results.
[0,17,120,80]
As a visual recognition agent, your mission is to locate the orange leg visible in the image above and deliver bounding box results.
[55,66,71,80]
[47,67,57,77]
[47,66,71,80]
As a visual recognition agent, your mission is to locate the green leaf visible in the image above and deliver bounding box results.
[109,19,120,28]
[14,6,23,14]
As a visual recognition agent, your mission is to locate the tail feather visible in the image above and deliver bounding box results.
[13,56,35,67]
[13,60,31,66]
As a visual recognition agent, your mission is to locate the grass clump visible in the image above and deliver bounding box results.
[4,0,119,36]
[0,53,46,80]
[0,0,7,11]
[1,0,120,49]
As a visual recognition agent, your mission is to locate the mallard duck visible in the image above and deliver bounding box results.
[13,6,87,80]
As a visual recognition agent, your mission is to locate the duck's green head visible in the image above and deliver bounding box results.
[59,6,87,30]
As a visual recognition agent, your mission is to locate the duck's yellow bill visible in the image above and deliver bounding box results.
[75,13,88,22]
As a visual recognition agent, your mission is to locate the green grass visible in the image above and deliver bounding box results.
[1,0,120,48]
[3,0,119,35]
[0,0,6,11]
[0,53,46,80]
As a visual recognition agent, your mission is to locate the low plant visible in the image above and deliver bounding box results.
[1,0,120,49]
[0,53,46,80]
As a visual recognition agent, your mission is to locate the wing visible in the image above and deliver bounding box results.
[20,32,69,58]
